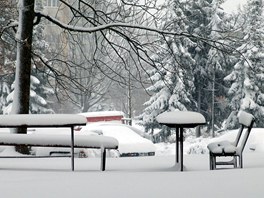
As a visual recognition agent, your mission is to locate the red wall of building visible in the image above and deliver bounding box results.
[86,115,123,122]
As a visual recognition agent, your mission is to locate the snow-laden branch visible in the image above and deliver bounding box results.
[0,20,18,37]
[35,11,190,37]
[35,11,236,54]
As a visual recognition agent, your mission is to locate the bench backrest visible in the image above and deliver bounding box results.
[234,111,255,153]
[238,111,255,127]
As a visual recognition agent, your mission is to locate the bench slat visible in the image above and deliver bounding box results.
[0,114,87,127]
[0,134,118,149]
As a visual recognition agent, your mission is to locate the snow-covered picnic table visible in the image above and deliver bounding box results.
[0,114,119,171]
[156,111,206,171]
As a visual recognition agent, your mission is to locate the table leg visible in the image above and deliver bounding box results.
[71,126,75,171]
[180,127,184,171]
[176,127,179,163]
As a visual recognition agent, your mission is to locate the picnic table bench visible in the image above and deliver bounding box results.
[0,114,119,171]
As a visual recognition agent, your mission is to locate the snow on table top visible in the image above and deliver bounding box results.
[0,114,87,127]
[156,111,206,126]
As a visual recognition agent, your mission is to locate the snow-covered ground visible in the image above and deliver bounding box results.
[0,153,264,197]
[0,128,264,197]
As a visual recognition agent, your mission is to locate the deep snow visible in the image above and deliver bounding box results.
[0,153,263,198]
[0,127,263,197]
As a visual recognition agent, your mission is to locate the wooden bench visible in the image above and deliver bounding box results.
[0,114,119,171]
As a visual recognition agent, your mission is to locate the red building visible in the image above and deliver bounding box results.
[80,111,125,124]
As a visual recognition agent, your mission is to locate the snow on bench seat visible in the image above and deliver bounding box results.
[0,134,118,149]
[207,140,235,154]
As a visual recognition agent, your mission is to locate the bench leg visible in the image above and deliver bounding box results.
[209,153,213,170]
[212,155,216,170]
[239,155,243,168]
[101,147,106,171]
[233,156,237,168]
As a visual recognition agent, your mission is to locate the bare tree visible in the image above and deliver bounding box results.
[1,0,235,153]
[8,0,34,154]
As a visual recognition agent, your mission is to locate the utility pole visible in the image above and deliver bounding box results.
[127,65,132,126]
[211,67,215,137]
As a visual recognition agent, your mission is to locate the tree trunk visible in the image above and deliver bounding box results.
[11,0,35,154]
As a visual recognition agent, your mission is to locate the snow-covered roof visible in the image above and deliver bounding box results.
[80,123,155,154]
[79,111,124,117]
[156,111,206,126]
[0,114,87,127]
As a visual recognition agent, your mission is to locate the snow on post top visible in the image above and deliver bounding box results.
[238,111,255,127]
[156,111,206,126]
[0,114,87,127]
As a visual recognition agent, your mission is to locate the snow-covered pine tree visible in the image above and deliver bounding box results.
[30,1,55,114]
[184,0,229,133]
[0,1,18,114]
[204,0,232,134]
[140,0,195,138]
[224,0,264,128]
[186,0,213,120]
[29,71,55,114]
[0,82,11,114]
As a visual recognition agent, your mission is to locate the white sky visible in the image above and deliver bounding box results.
[156,0,247,13]
[222,0,248,13]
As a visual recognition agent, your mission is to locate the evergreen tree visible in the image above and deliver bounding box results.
[29,70,55,114]
[140,0,195,136]
[0,1,17,114]
[185,0,228,132]
[141,0,231,137]
[0,82,11,114]
[224,0,264,128]
[204,0,232,134]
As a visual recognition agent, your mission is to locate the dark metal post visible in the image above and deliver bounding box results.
[180,127,184,171]
[176,127,179,163]
[71,126,75,171]
[101,147,106,171]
